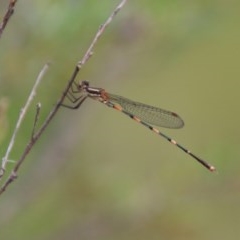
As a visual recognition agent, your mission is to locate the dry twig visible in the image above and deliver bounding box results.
[0,63,49,177]
[0,0,18,39]
[0,0,128,195]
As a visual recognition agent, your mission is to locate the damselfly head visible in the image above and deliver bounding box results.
[79,81,89,91]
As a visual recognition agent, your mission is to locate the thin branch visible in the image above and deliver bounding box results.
[0,0,128,195]
[0,63,50,178]
[78,0,128,67]
[0,0,18,39]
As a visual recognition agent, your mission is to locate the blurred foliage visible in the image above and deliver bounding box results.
[0,0,240,239]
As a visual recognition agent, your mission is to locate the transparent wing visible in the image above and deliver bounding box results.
[107,93,184,129]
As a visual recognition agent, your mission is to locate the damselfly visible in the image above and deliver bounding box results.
[63,81,215,172]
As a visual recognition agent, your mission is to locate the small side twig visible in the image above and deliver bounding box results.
[31,103,41,139]
[0,0,18,39]
[0,0,128,195]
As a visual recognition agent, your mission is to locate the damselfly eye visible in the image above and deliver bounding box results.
[81,80,89,88]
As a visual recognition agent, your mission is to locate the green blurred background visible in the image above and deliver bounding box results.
[0,0,240,239]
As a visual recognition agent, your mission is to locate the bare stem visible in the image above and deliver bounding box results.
[78,0,128,67]
[0,0,18,39]
[0,63,49,177]
[0,0,128,195]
